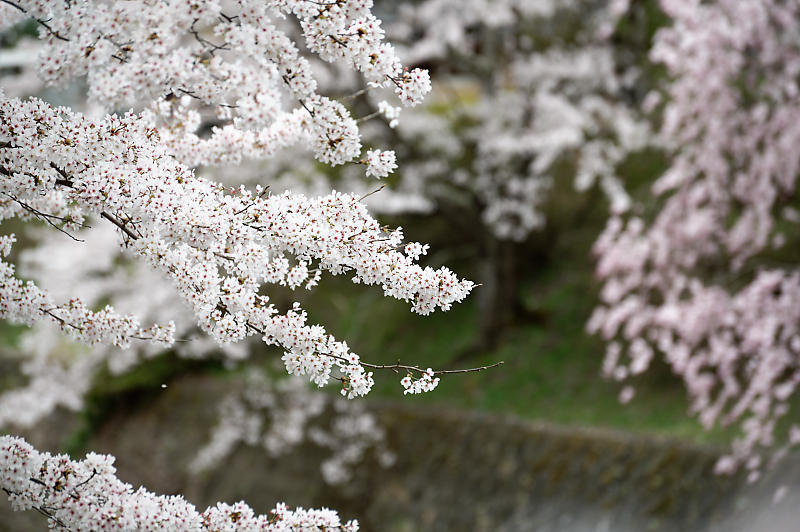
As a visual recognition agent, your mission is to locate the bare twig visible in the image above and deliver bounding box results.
[328,34,348,47]
[356,110,382,124]
[72,469,97,492]
[42,309,83,331]
[177,88,201,100]
[327,353,504,376]
[357,184,386,202]
[189,18,230,55]
[32,504,71,530]
[3,484,72,530]
[338,88,368,101]
[49,162,74,187]
[218,11,240,24]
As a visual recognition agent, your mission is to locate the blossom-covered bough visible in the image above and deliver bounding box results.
[590,0,800,480]
[1,96,476,394]
[1,434,358,531]
[0,0,498,527]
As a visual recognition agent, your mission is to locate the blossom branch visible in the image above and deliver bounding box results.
[0,436,359,531]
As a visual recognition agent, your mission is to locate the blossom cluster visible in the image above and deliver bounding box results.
[364,149,397,179]
[400,368,440,395]
[0,231,175,350]
[376,101,401,128]
[0,0,478,527]
[0,435,358,531]
[589,0,800,477]
[0,1,470,442]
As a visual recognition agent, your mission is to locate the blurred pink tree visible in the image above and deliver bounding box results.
[590,0,800,480]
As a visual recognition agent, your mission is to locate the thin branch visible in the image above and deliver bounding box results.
[218,11,240,24]
[49,162,74,187]
[118,212,143,238]
[31,505,70,530]
[338,88,368,101]
[226,304,503,378]
[2,192,84,242]
[100,212,139,241]
[356,110,382,124]
[189,18,230,55]
[72,468,97,492]
[385,74,405,92]
[328,34,348,47]
[50,163,144,242]
[358,184,386,202]
[3,485,72,530]
[27,477,48,488]
[42,309,83,331]
[0,0,70,42]
[177,88,201,100]
[297,96,316,118]
[327,353,504,376]
[233,186,270,216]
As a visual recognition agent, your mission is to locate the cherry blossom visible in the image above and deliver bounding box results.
[0,90,476,395]
[363,149,397,179]
[589,0,800,475]
[0,435,358,531]
[0,1,488,525]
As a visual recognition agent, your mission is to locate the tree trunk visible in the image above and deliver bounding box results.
[476,236,518,351]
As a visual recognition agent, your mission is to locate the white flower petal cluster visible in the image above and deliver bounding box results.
[0,0,429,170]
[0,230,175,349]
[377,101,401,128]
[191,373,391,486]
[0,435,358,531]
[400,368,440,395]
[364,149,397,179]
[404,242,429,262]
[0,0,479,527]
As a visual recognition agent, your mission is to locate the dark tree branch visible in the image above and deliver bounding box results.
[100,212,139,241]
[0,0,70,41]
[2,192,84,242]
